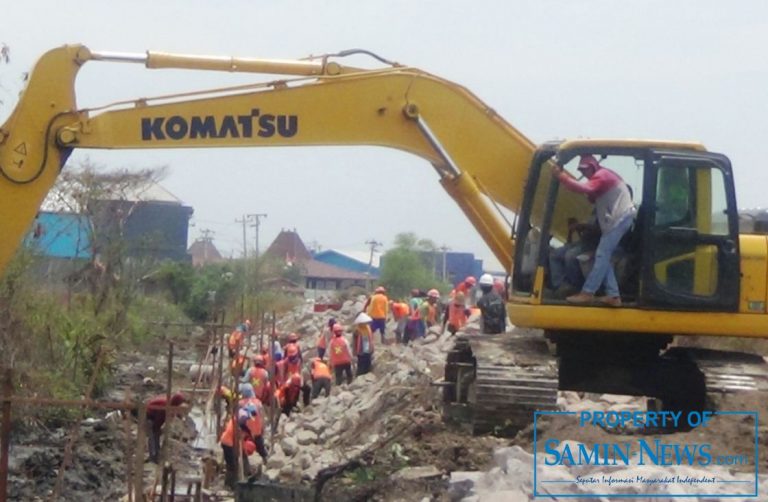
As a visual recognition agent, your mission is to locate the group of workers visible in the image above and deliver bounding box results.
[141,274,508,488]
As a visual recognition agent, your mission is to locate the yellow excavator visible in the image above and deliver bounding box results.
[1,45,766,433]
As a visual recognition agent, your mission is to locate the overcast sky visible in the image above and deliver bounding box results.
[2,1,767,272]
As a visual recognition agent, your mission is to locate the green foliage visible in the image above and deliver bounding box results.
[183,263,240,322]
[379,232,451,298]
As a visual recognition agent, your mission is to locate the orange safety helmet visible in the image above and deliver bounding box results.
[332,323,344,335]
[464,276,477,287]
[286,344,299,357]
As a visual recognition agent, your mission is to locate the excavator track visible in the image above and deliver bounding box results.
[440,327,768,436]
[440,328,558,436]
[664,347,768,410]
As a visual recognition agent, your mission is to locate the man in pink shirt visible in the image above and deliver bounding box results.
[552,154,636,306]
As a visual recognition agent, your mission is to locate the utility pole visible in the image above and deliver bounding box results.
[200,229,215,262]
[365,239,382,289]
[439,244,450,282]
[234,216,250,321]
[235,216,249,260]
[248,213,268,259]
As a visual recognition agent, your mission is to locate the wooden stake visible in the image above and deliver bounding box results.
[0,369,13,502]
[134,402,147,501]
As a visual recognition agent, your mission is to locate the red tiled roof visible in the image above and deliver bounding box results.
[188,240,223,266]
[265,230,312,263]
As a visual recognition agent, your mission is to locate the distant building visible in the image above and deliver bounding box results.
[264,229,370,293]
[188,238,224,267]
[264,229,313,266]
[26,211,92,259]
[312,249,381,278]
[90,183,193,262]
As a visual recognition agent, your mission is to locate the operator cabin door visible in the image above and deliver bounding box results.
[641,152,740,311]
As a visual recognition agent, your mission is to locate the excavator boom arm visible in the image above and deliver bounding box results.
[0,44,536,276]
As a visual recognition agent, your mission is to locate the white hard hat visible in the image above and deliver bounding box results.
[354,312,373,324]
[479,273,494,286]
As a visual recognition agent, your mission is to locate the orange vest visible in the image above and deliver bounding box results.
[230,354,247,377]
[329,336,352,366]
[275,381,301,408]
[392,302,409,320]
[311,360,332,380]
[367,293,389,319]
[274,359,300,387]
[220,418,236,447]
[428,304,438,324]
[447,302,467,329]
[228,330,244,352]
[248,367,270,400]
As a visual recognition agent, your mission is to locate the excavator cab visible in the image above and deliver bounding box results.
[512,140,741,313]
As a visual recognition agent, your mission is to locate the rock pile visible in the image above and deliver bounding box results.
[253,297,469,483]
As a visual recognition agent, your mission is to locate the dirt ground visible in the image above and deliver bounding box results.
[7,322,768,501]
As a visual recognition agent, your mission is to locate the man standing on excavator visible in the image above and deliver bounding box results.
[552,154,636,307]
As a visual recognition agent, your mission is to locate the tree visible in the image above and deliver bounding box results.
[379,232,445,298]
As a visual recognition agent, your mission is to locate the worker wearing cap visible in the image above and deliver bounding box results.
[477,274,507,334]
[328,323,353,385]
[244,357,272,403]
[275,343,302,387]
[275,373,304,416]
[552,154,636,307]
[283,332,303,363]
[353,312,375,376]
[144,392,187,463]
[420,289,442,331]
[365,286,390,344]
[451,276,476,306]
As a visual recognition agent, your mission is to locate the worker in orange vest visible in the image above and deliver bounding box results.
[353,313,375,376]
[230,352,248,379]
[390,301,410,344]
[219,402,266,488]
[245,355,272,404]
[227,324,247,358]
[282,332,303,363]
[420,289,442,331]
[451,276,476,303]
[328,323,353,385]
[444,291,469,335]
[275,344,301,387]
[275,374,303,417]
[365,286,390,344]
[309,357,332,399]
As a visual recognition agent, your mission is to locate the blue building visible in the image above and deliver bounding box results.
[312,249,380,278]
[26,211,92,259]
